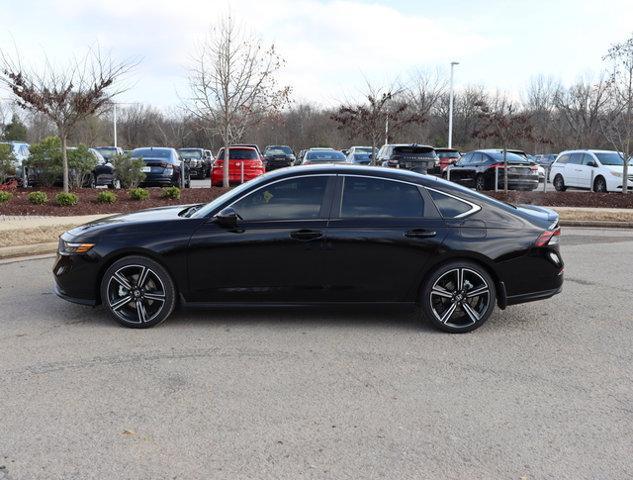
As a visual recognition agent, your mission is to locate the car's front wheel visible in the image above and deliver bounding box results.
[100,256,176,328]
[420,261,496,333]
[593,176,607,193]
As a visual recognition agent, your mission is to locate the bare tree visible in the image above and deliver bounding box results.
[600,34,633,194]
[0,47,136,192]
[405,68,447,140]
[331,81,423,165]
[523,75,559,152]
[474,94,534,193]
[185,14,291,187]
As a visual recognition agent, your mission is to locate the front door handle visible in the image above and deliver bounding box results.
[405,229,437,239]
[290,229,323,241]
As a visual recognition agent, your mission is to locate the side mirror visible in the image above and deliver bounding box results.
[587,161,598,168]
[214,207,241,228]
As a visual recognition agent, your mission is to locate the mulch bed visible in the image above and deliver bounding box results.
[0,187,231,216]
[1,187,633,216]
[488,191,633,209]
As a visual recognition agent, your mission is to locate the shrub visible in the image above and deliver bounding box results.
[0,191,13,203]
[129,187,149,201]
[112,153,146,189]
[96,191,117,204]
[27,191,48,205]
[161,186,181,199]
[55,192,78,206]
[0,143,16,183]
[25,137,62,187]
[67,145,98,189]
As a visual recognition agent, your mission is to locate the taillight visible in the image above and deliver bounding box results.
[530,164,538,172]
[490,163,505,169]
[535,227,561,247]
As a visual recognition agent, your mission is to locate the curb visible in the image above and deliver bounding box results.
[0,242,58,260]
[559,220,633,228]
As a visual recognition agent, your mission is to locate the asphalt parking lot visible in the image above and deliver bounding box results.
[1,227,632,479]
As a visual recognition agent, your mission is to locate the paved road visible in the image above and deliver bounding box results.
[1,228,632,479]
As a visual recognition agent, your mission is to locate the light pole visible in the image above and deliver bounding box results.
[112,103,118,148]
[448,61,459,148]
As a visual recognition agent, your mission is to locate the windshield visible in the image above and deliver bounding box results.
[94,147,118,159]
[266,146,293,155]
[132,148,172,159]
[436,152,460,159]
[305,151,346,162]
[178,150,203,159]
[354,147,373,153]
[594,152,632,166]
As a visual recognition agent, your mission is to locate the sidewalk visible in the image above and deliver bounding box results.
[0,214,113,259]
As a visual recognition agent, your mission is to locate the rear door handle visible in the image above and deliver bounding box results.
[290,229,323,241]
[405,229,437,239]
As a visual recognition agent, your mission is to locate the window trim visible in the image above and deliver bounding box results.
[425,186,482,219]
[226,174,335,223]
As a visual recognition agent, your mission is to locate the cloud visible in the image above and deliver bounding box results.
[0,0,495,107]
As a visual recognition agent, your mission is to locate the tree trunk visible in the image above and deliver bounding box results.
[503,147,509,194]
[222,124,230,188]
[60,130,69,193]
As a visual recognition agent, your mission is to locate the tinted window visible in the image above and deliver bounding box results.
[132,148,172,159]
[305,151,346,162]
[232,176,328,221]
[568,153,584,165]
[392,146,436,159]
[470,153,483,164]
[594,152,631,166]
[428,190,473,218]
[217,148,259,160]
[341,177,424,218]
[487,151,530,163]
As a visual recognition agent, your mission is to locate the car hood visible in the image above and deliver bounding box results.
[65,205,199,238]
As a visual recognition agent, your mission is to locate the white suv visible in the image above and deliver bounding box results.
[549,149,633,192]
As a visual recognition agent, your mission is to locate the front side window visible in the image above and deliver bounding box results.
[340,176,425,218]
[232,176,329,221]
[428,189,475,218]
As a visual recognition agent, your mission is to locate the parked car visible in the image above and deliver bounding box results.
[212,146,265,186]
[0,141,29,185]
[131,147,190,188]
[233,144,263,160]
[377,144,438,173]
[54,164,564,333]
[302,148,347,165]
[346,146,374,165]
[549,149,633,192]
[263,145,296,171]
[93,146,123,162]
[296,149,308,165]
[447,149,539,191]
[434,148,461,173]
[178,148,210,179]
[534,154,558,181]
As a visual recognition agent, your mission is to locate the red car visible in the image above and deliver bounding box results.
[435,148,461,173]
[211,146,265,186]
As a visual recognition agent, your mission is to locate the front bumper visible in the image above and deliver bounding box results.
[53,252,100,306]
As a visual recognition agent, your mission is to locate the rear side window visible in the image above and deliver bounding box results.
[232,176,328,221]
[568,153,584,165]
[341,177,425,218]
[428,189,475,218]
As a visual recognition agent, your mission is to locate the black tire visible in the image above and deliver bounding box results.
[593,176,607,193]
[553,174,567,192]
[100,255,176,328]
[420,260,496,333]
[475,174,486,191]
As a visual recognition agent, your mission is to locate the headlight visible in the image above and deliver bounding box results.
[611,171,622,177]
[59,239,95,254]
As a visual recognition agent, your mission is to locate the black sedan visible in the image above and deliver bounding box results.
[54,165,563,333]
[447,149,539,191]
[263,145,296,171]
[131,147,191,188]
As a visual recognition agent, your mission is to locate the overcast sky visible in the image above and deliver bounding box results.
[1,0,632,109]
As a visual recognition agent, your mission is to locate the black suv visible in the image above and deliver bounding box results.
[377,144,438,173]
[178,148,212,179]
[263,145,296,171]
[447,149,539,191]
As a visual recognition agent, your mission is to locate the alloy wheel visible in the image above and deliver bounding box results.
[106,264,166,324]
[429,268,491,329]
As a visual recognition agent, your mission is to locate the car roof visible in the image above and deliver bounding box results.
[385,143,434,148]
[178,147,204,150]
[558,149,619,154]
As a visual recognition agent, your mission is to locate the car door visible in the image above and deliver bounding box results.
[566,153,584,187]
[187,174,335,303]
[579,153,597,189]
[322,175,447,302]
[448,152,471,184]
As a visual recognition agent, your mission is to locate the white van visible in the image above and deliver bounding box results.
[549,149,633,192]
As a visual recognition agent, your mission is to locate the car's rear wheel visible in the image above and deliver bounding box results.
[420,261,496,333]
[593,176,607,193]
[553,174,567,191]
[100,256,176,328]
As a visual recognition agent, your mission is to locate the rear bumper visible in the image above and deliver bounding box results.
[140,173,178,187]
[505,286,562,306]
